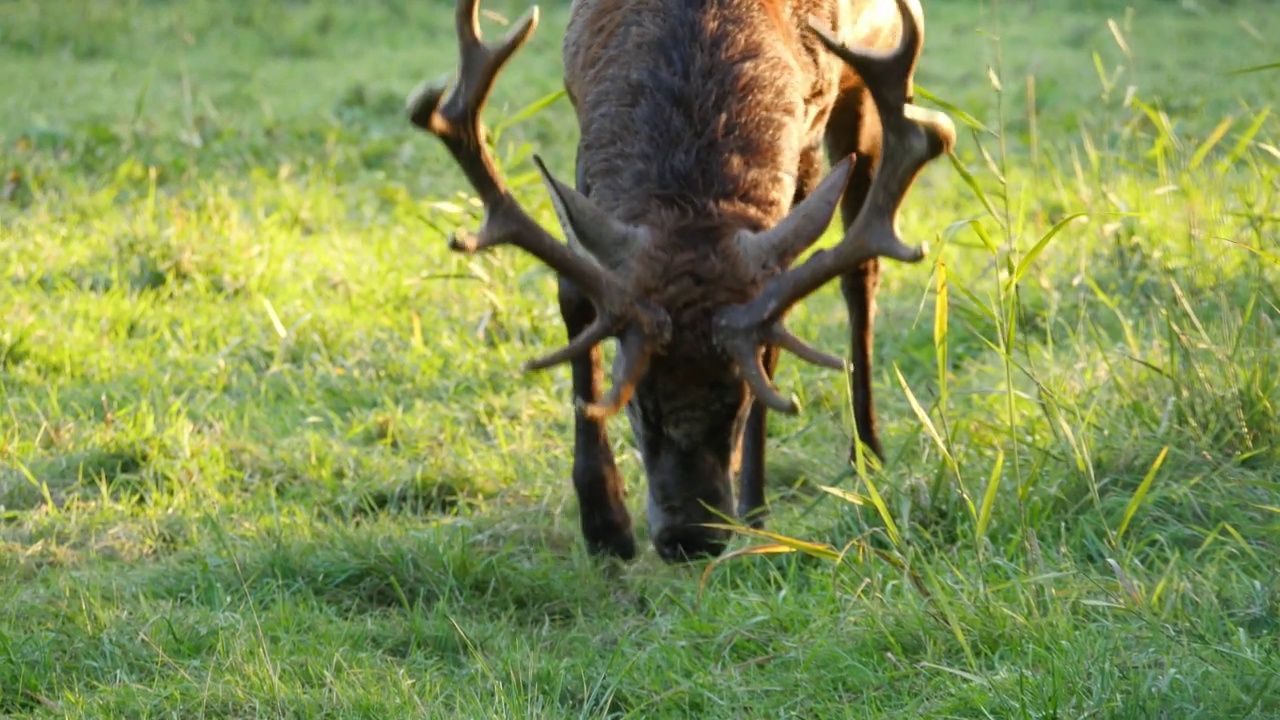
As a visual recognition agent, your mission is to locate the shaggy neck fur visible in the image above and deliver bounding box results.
[564,0,842,237]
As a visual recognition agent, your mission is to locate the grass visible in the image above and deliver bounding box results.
[2,0,1279,716]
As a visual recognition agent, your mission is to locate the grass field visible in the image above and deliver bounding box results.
[3,0,1280,716]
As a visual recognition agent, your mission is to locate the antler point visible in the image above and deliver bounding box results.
[406,81,448,130]
[448,230,481,253]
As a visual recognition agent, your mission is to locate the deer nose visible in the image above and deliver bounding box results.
[653,525,730,563]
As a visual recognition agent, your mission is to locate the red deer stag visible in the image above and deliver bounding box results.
[407,0,954,561]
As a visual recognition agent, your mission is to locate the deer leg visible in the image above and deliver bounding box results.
[558,276,636,559]
[825,88,885,461]
[557,152,635,559]
[737,148,827,526]
[736,346,779,528]
[719,2,948,460]
[840,254,882,461]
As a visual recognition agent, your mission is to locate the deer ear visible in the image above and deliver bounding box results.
[534,155,649,269]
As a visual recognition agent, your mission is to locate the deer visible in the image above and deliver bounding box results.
[406,0,954,562]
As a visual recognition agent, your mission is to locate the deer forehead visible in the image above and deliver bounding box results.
[633,367,752,444]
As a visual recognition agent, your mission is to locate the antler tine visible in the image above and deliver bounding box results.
[448,1,540,134]
[713,0,954,413]
[768,324,844,369]
[804,0,956,278]
[455,0,484,49]
[722,333,799,414]
[521,315,614,372]
[581,326,654,420]
[809,0,921,112]
[737,156,853,276]
[408,0,671,419]
[409,6,537,199]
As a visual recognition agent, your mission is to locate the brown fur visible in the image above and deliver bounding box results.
[556,0,925,562]
[569,0,824,231]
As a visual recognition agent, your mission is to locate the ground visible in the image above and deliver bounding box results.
[2,0,1279,717]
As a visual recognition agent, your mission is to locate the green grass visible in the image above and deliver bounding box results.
[3,0,1280,716]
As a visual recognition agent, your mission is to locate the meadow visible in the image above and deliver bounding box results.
[2,0,1279,716]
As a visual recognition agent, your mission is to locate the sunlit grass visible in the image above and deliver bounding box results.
[2,0,1279,717]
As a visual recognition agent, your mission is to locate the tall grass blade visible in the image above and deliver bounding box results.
[1011,212,1088,286]
[492,89,567,138]
[893,364,974,521]
[951,277,998,323]
[698,544,797,599]
[975,450,1005,556]
[818,485,869,506]
[701,523,841,561]
[1220,107,1271,172]
[862,473,901,547]
[1188,116,1235,170]
[1229,61,1280,75]
[921,563,978,670]
[894,367,962,481]
[917,662,988,685]
[1115,446,1169,543]
[914,85,993,134]
[949,155,1001,223]
[1222,236,1280,267]
[967,218,1000,256]
[935,257,949,409]
[1220,522,1260,561]
[1106,18,1132,60]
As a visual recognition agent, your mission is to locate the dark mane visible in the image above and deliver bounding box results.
[570,0,806,234]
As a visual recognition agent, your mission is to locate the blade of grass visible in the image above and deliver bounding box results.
[850,463,902,548]
[914,85,993,134]
[950,155,1002,224]
[491,89,568,138]
[1229,61,1280,75]
[1221,236,1280,267]
[1188,116,1235,170]
[700,523,841,561]
[975,450,1005,558]
[818,485,869,506]
[1011,212,1088,286]
[1219,107,1271,172]
[1115,446,1169,543]
[893,364,972,521]
[698,544,797,599]
[935,256,950,411]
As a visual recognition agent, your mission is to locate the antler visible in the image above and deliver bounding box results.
[407,0,670,417]
[714,0,956,413]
